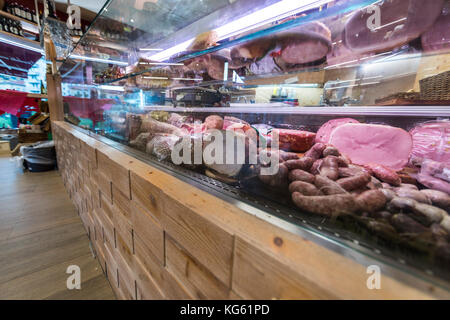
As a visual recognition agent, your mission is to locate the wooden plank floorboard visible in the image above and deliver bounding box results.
[0,155,115,300]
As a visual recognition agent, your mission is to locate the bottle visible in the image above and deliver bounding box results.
[0,18,4,32]
[14,2,20,17]
[4,2,11,14]
[25,7,32,21]
[17,21,23,37]
[32,10,38,23]
[3,18,10,33]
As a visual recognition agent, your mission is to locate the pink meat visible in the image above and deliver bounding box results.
[316,118,359,144]
[410,121,450,165]
[329,123,412,171]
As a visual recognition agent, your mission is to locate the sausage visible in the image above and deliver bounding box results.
[394,188,431,204]
[399,183,419,190]
[391,214,428,234]
[355,190,387,213]
[259,163,289,188]
[319,156,340,181]
[292,192,357,217]
[386,197,417,213]
[430,223,450,242]
[411,203,446,226]
[365,164,401,187]
[289,181,322,196]
[314,175,348,195]
[370,211,392,221]
[304,143,326,160]
[338,165,367,178]
[288,169,315,183]
[420,189,450,209]
[440,215,450,234]
[323,146,340,157]
[366,220,397,238]
[310,159,323,175]
[380,188,396,202]
[337,172,371,191]
[285,157,314,171]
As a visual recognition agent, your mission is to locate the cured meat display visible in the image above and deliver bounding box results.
[315,118,359,144]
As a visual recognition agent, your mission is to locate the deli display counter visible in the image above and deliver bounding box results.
[54,0,450,299]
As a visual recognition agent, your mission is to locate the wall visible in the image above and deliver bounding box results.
[52,121,447,300]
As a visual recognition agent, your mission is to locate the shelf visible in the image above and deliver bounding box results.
[27,93,48,99]
[0,30,41,52]
[0,10,39,32]
[140,105,450,117]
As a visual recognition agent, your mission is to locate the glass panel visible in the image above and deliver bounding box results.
[60,0,450,285]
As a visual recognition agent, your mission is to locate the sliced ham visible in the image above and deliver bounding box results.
[329,123,412,171]
[316,118,359,144]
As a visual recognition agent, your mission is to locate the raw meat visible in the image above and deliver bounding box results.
[409,121,450,165]
[345,0,444,54]
[271,129,316,152]
[329,123,413,171]
[315,118,359,144]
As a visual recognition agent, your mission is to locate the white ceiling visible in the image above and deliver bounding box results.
[54,0,108,14]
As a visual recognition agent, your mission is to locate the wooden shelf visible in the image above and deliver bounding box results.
[27,93,48,99]
[0,29,41,51]
[0,10,38,28]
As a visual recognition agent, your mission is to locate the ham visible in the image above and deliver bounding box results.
[409,121,450,165]
[271,129,316,152]
[316,118,359,144]
[329,123,412,171]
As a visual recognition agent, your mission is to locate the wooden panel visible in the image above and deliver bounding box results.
[94,170,112,204]
[130,199,164,264]
[232,236,335,300]
[165,236,232,299]
[162,196,234,287]
[97,149,131,200]
[130,171,164,224]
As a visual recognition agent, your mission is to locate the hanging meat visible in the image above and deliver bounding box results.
[344,0,444,54]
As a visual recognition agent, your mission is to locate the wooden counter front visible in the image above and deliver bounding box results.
[52,121,449,300]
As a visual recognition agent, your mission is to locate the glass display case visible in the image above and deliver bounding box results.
[58,0,450,288]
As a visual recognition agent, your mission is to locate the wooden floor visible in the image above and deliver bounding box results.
[0,155,115,300]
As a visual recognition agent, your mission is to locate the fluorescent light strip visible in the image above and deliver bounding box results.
[0,36,43,53]
[149,0,333,62]
[142,76,169,80]
[140,48,164,51]
[99,85,125,92]
[139,62,184,66]
[172,78,203,81]
[69,54,128,66]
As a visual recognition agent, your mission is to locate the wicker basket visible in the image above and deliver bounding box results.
[419,70,450,101]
